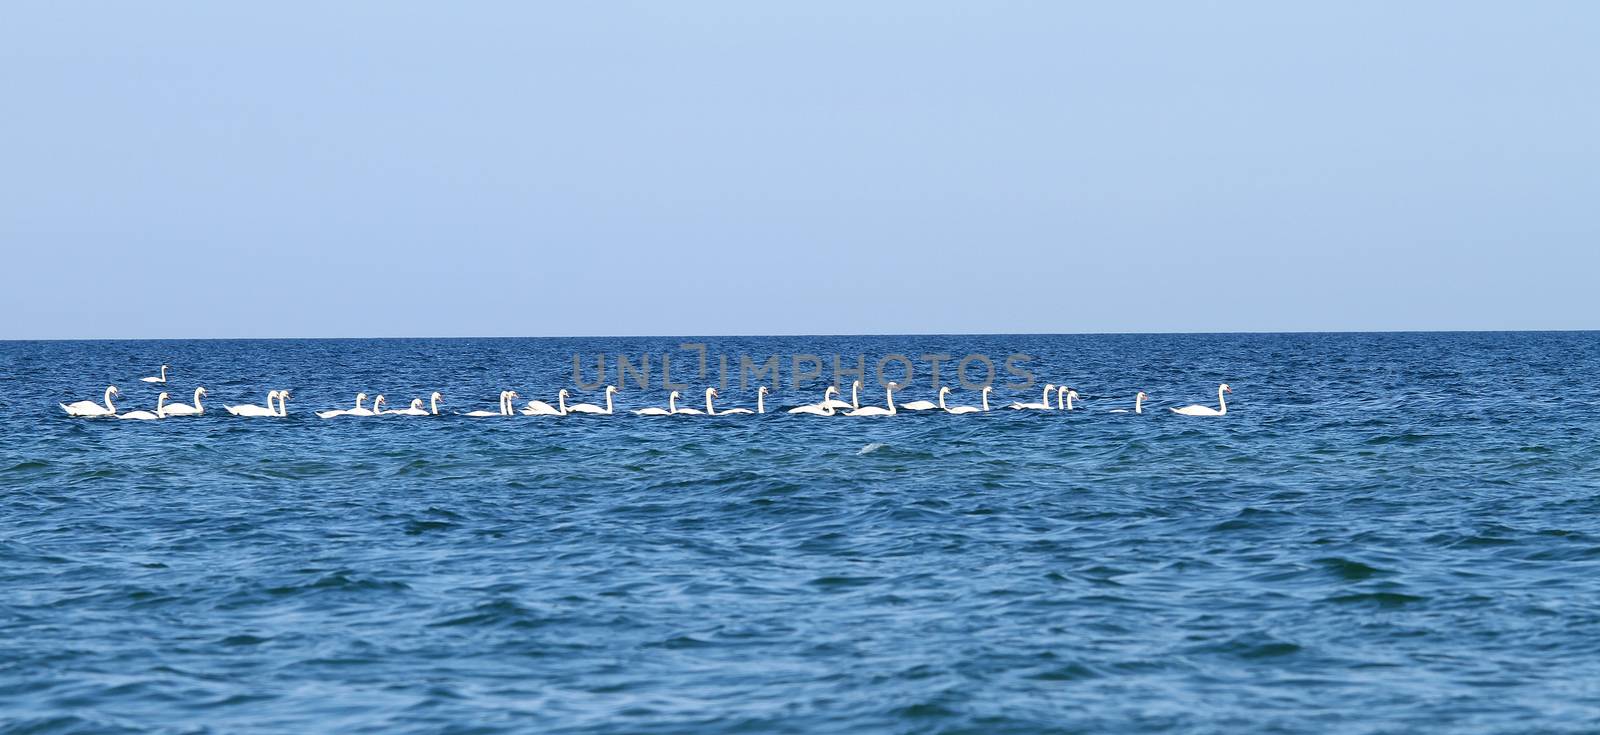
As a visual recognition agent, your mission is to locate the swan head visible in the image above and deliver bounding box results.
[109,386,121,395]
[670,390,681,399]
[374,394,385,405]
[1221,383,1232,393]
[197,387,208,396]
[431,392,443,401]
[278,391,291,401]
[411,399,424,409]
[982,386,992,394]
[939,386,951,396]
[758,386,768,396]
[1067,390,1080,400]
[606,385,618,395]
[507,391,519,399]
[825,386,839,397]
[158,392,170,400]
[356,392,368,401]
[1136,391,1147,400]
[558,389,569,398]
[707,388,717,397]
[853,380,863,389]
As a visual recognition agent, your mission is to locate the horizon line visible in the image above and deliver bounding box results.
[3,327,1597,343]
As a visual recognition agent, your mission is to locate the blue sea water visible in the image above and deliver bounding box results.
[3,332,1600,734]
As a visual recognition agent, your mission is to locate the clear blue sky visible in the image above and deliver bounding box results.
[3,2,1596,339]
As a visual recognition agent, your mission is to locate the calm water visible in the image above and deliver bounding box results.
[4,333,1600,734]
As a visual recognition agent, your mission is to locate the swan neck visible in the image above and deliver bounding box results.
[194,388,204,410]
[431,395,439,415]
[981,391,989,412]
[706,391,714,415]
[1219,387,1227,415]
[558,393,567,415]
[104,387,116,412]
[851,384,859,409]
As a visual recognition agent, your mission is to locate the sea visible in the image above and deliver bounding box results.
[3,332,1599,734]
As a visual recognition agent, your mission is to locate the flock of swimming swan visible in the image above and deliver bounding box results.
[61,365,1235,419]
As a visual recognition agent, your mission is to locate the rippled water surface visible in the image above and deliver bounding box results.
[4,333,1600,734]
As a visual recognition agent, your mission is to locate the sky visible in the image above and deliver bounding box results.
[2,2,1597,339]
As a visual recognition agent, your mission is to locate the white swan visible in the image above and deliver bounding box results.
[944,386,992,415]
[429,392,443,415]
[388,398,429,416]
[62,386,120,417]
[1055,386,1080,411]
[522,389,568,416]
[715,386,765,415]
[119,392,169,420]
[845,383,898,417]
[898,388,941,412]
[634,390,681,416]
[567,386,617,415]
[1110,391,1148,414]
[162,387,208,416]
[226,390,285,417]
[318,393,369,419]
[463,391,516,417]
[789,386,840,415]
[1172,384,1232,416]
[369,395,389,415]
[822,382,859,410]
[673,389,711,416]
[389,393,442,416]
[1009,384,1056,410]
[140,365,169,384]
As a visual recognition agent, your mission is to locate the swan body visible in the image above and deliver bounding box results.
[898,389,941,412]
[673,388,712,416]
[567,386,618,415]
[634,391,680,416]
[140,365,169,384]
[226,390,287,417]
[163,387,207,416]
[385,393,442,416]
[1172,384,1231,416]
[715,386,764,415]
[790,386,841,415]
[1009,384,1056,410]
[945,386,991,415]
[346,392,380,417]
[820,382,859,410]
[1110,392,1147,414]
[119,392,169,420]
[1055,387,1080,411]
[844,383,898,417]
[62,386,120,417]
[463,391,515,417]
[522,390,568,416]
[317,393,367,419]
[389,397,430,416]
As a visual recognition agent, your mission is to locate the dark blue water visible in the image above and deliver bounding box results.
[4,333,1600,734]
